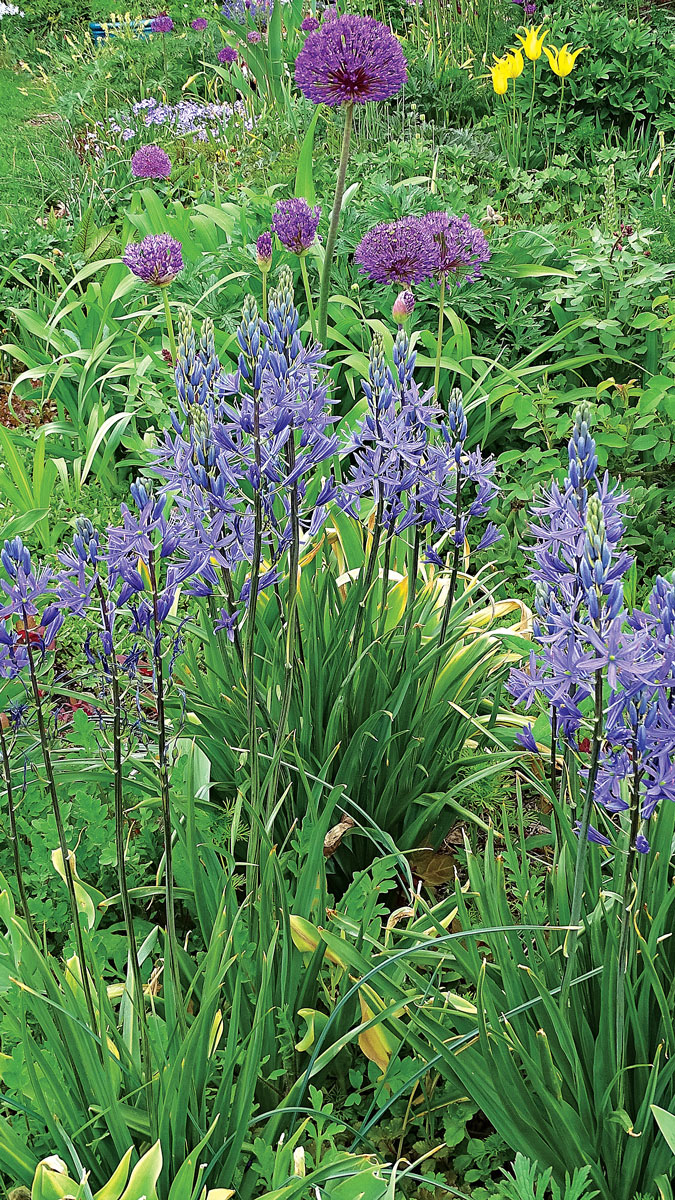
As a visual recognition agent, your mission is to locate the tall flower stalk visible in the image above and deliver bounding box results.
[294,14,408,345]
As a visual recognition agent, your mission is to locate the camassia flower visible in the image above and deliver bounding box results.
[543,42,585,77]
[515,24,548,60]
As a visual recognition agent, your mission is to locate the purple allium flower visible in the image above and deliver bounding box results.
[295,14,407,107]
[422,211,491,285]
[123,233,184,287]
[151,13,174,32]
[272,198,321,254]
[247,29,261,42]
[524,1,536,14]
[301,14,320,30]
[218,44,238,62]
[392,290,415,322]
[354,216,437,286]
[131,143,172,179]
[256,230,273,270]
[191,16,208,29]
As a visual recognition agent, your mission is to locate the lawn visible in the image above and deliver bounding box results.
[0,2,674,1198]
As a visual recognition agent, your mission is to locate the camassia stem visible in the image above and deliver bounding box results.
[318,101,354,345]
[0,723,35,940]
[22,615,98,1031]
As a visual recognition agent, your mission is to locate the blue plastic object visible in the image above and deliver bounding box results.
[89,18,152,43]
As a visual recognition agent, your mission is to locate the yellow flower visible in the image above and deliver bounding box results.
[515,24,549,61]
[504,47,525,78]
[543,42,585,77]
[490,58,510,94]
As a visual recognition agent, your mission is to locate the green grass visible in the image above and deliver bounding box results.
[0,66,71,226]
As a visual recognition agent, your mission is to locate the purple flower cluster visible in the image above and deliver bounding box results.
[222,0,272,25]
[339,335,500,555]
[218,45,238,63]
[123,233,184,287]
[153,278,339,616]
[191,16,208,29]
[150,13,173,32]
[272,198,321,254]
[355,211,490,288]
[508,405,675,854]
[300,15,320,31]
[295,14,407,107]
[247,29,262,42]
[131,143,172,179]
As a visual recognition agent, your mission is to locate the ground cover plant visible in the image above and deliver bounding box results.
[0,0,675,1197]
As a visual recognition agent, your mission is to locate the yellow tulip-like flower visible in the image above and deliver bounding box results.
[504,47,525,78]
[515,24,549,61]
[491,59,510,95]
[543,42,585,77]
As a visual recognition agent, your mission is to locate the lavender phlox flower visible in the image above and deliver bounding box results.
[295,14,407,106]
[123,233,183,287]
[272,198,321,255]
[355,216,437,286]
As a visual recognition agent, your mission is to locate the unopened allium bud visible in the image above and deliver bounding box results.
[256,230,273,272]
[392,289,415,323]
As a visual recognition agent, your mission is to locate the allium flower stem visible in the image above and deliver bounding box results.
[0,722,35,940]
[562,667,604,1002]
[262,273,268,323]
[300,255,318,339]
[95,577,153,1095]
[433,273,446,400]
[22,613,98,1031]
[318,101,354,345]
[147,550,186,1035]
[162,287,178,366]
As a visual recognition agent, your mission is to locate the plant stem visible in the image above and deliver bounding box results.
[427,466,462,700]
[551,77,564,163]
[318,101,354,346]
[262,272,268,324]
[0,723,35,939]
[525,59,536,171]
[22,616,98,1030]
[162,286,177,365]
[561,668,604,1003]
[244,378,264,889]
[433,273,446,400]
[95,579,152,1094]
[351,498,384,666]
[299,255,317,340]
[147,550,186,1034]
[266,440,301,817]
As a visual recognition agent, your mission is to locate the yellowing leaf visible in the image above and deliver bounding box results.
[358,995,394,1076]
[51,849,95,929]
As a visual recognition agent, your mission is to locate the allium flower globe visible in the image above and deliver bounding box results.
[272,198,321,254]
[422,211,491,284]
[131,143,172,179]
[295,14,407,107]
[218,45,238,63]
[355,216,437,285]
[300,15,319,31]
[392,290,415,322]
[191,16,208,29]
[123,233,184,287]
[247,29,261,42]
[151,13,174,32]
